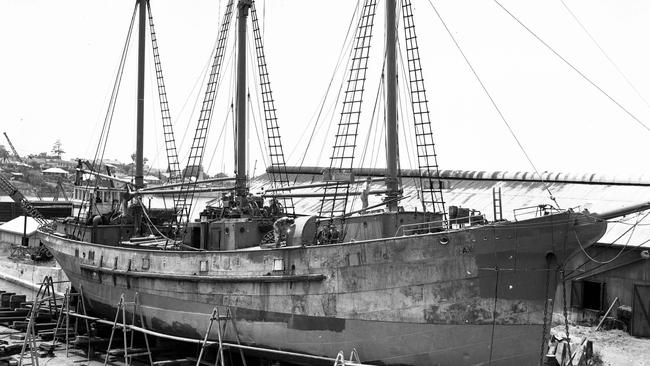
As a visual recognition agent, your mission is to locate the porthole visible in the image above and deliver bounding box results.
[439,237,449,245]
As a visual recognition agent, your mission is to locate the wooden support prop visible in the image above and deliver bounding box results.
[595,297,619,331]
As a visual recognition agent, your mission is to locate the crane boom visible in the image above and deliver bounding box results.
[3,132,22,163]
[0,175,51,229]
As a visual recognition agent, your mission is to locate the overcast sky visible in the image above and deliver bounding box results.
[1,0,649,178]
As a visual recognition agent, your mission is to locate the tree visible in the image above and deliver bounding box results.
[51,140,65,159]
[0,145,8,163]
[130,153,148,165]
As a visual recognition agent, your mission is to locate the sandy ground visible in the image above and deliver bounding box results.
[552,324,650,366]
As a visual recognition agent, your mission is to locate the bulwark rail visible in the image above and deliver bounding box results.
[395,214,486,236]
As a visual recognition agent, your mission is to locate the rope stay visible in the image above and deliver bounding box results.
[427,0,560,208]
[319,0,378,221]
[493,0,650,134]
[250,3,295,217]
[74,1,138,239]
[174,0,236,230]
[401,0,446,217]
[146,1,182,185]
[559,0,650,112]
[288,2,362,181]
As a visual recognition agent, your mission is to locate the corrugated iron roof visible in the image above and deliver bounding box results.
[0,215,40,236]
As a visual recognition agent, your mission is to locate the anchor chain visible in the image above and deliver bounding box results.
[561,269,573,366]
[539,262,552,365]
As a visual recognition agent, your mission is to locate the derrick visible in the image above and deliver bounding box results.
[3,132,23,163]
[0,175,51,229]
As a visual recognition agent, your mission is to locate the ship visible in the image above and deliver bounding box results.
[37,0,643,365]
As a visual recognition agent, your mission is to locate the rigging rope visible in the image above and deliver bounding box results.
[248,94,269,168]
[358,64,385,169]
[291,1,362,174]
[205,108,232,174]
[395,21,422,209]
[564,211,649,282]
[93,1,139,170]
[559,0,650,112]
[494,0,650,134]
[176,0,235,228]
[75,1,138,239]
[146,1,181,183]
[488,267,499,366]
[320,0,378,219]
[575,210,648,265]
[427,0,560,208]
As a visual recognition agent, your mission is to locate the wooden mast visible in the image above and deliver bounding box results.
[135,0,146,189]
[235,0,252,203]
[385,0,400,211]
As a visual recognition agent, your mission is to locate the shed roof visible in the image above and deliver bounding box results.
[251,168,650,248]
[42,167,68,174]
[0,215,40,236]
[143,175,161,182]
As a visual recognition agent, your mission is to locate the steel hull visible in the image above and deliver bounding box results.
[39,211,606,366]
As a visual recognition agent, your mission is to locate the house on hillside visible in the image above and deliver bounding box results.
[42,167,68,179]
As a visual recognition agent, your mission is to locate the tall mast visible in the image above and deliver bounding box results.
[385,0,399,211]
[235,0,252,201]
[135,0,147,189]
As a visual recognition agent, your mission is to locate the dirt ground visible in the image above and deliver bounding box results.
[552,324,650,366]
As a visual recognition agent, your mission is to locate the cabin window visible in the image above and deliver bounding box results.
[75,249,79,257]
[88,251,95,261]
[348,252,361,266]
[142,258,150,270]
[273,259,285,271]
[199,260,208,272]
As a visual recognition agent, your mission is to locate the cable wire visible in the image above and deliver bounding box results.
[427,0,560,208]
[494,0,650,134]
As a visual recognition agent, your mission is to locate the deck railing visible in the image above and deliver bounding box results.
[395,213,486,236]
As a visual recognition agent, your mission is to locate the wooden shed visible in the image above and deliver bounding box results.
[0,215,41,247]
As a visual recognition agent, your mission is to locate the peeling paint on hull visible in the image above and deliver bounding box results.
[38,211,607,366]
